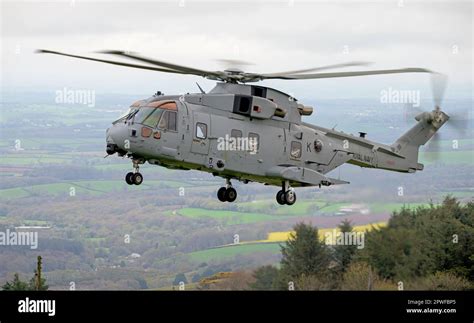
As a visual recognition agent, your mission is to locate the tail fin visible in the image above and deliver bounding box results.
[391,108,449,170]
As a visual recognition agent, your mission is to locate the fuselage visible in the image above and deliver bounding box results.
[106,83,428,187]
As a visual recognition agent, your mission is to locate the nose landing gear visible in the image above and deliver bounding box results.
[125,160,144,185]
[217,178,237,202]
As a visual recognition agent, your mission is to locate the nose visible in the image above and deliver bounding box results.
[106,125,127,155]
[106,127,117,155]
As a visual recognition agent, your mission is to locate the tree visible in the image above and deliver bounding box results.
[29,256,48,291]
[362,197,474,282]
[333,219,357,274]
[295,274,331,290]
[2,256,48,291]
[206,271,255,290]
[279,222,331,287]
[408,271,472,290]
[135,277,148,289]
[250,265,279,290]
[191,273,201,283]
[173,273,188,286]
[341,262,394,290]
[2,273,30,291]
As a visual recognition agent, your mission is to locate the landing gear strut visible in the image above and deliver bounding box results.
[276,180,296,205]
[217,178,237,202]
[125,160,143,185]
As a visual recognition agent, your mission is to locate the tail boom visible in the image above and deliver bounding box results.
[344,108,449,173]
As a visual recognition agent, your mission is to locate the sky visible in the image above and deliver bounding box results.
[1,0,472,102]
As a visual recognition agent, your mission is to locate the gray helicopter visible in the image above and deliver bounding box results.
[37,49,450,205]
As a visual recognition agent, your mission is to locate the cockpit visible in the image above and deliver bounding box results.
[114,100,178,131]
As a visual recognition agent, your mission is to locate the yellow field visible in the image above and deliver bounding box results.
[262,222,387,243]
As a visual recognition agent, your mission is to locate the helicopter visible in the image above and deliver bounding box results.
[37,49,450,205]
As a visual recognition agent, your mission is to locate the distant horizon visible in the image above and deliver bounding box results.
[1,88,472,103]
[2,1,472,101]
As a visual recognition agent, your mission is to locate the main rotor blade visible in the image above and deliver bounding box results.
[261,61,372,77]
[431,72,448,108]
[98,50,222,79]
[36,49,188,75]
[260,67,432,80]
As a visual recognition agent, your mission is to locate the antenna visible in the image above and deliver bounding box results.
[196,82,205,94]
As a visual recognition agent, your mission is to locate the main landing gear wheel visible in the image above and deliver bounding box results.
[276,190,286,205]
[125,172,134,185]
[276,180,296,205]
[126,160,144,185]
[217,179,237,202]
[217,186,238,202]
[132,173,143,185]
[284,190,296,205]
[217,187,227,202]
[225,187,237,202]
[125,172,143,185]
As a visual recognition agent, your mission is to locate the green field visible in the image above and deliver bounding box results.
[237,200,327,215]
[423,138,474,149]
[175,208,288,224]
[0,187,31,199]
[0,138,101,150]
[440,191,474,198]
[369,202,427,213]
[0,104,118,126]
[0,156,71,165]
[316,202,429,214]
[0,179,194,200]
[188,242,281,262]
[420,150,474,164]
[235,200,427,215]
[170,201,440,225]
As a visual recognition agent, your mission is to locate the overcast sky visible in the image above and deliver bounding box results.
[1,0,472,101]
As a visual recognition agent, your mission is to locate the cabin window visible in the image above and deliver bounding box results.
[231,129,242,138]
[158,111,177,131]
[248,132,260,153]
[290,141,302,159]
[314,139,323,153]
[168,111,177,131]
[196,122,207,139]
[230,129,242,150]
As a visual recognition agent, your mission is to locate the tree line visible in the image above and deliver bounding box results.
[249,196,473,290]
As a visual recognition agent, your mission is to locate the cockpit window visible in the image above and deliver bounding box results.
[113,108,137,124]
[116,100,178,126]
[157,111,177,131]
[158,111,168,129]
[142,108,164,127]
[133,107,156,125]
